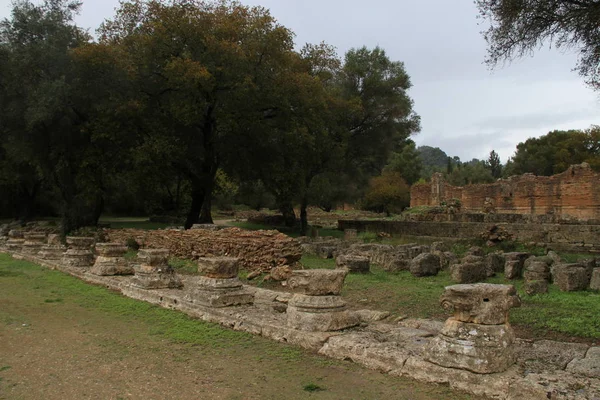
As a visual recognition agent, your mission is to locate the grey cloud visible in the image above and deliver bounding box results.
[473,108,599,131]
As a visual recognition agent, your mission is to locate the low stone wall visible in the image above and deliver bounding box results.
[3,248,600,399]
[104,227,302,272]
[338,220,600,253]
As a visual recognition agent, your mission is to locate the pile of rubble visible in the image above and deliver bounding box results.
[104,227,302,272]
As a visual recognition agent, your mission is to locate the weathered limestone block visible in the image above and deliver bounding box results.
[185,256,252,307]
[269,265,293,281]
[430,241,446,252]
[485,252,505,276]
[6,229,25,252]
[197,257,238,279]
[130,249,182,289]
[38,234,65,261]
[21,233,47,255]
[288,269,347,296]
[409,253,440,277]
[343,229,358,241]
[408,245,429,259]
[0,235,7,251]
[440,283,521,325]
[554,263,590,292]
[62,237,95,268]
[566,347,600,379]
[425,319,516,374]
[5,238,25,252]
[504,252,529,280]
[185,276,253,308]
[467,246,485,257]
[451,262,487,284]
[523,258,552,295]
[286,294,359,332]
[89,243,133,276]
[590,268,600,291]
[336,254,370,274]
[580,258,597,282]
[425,283,521,374]
[317,246,336,259]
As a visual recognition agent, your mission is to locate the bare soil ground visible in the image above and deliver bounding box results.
[0,255,479,400]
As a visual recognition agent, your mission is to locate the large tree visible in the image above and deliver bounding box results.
[0,0,121,233]
[504,127,600,176]
[476,0,600,88]
[98,0,300,228]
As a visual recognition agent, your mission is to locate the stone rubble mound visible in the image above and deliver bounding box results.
[105,227,302,273]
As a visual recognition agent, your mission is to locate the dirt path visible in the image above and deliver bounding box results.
[0,255,479,400]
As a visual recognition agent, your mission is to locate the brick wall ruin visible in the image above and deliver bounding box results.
[410,163,600,221]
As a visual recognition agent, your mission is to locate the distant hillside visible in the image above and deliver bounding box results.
[417,146,448,168]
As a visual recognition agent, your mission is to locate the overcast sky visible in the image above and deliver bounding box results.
[1,0,598,162]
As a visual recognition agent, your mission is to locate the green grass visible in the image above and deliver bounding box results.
[168,257,197,275]
[298,254,600,339]
[0,253,298,353]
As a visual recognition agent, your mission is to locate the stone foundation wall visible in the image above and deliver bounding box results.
[411,163,600,221]
[338,220,600,253]
[3,250,600,400]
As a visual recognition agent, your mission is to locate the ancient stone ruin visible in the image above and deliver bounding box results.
[90,243,134,276]
[411,163,600,221]
[425,283,521,374]
[130,248,182,289]
[6,229,25,252]
[286,269,359,332]
[184,257,253,307]
[62,237,95,268]
[21,233,47,255]
[335,254,370,274]
[37,234,66,262]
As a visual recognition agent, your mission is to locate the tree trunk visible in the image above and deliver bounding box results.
[199,190,213,224]
[279,202,296,227]
[184,181,205,229]
[300,196,308,236]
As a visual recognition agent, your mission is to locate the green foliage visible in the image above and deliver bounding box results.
[303,383,325,392]
[486,150,502,178]
[505,128,600,177]
[125,238,140,251]
[476,0,600,88]
[361,171,411,216]
[385,139,423,185]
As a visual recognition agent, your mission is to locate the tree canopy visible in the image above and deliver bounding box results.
[476,0,600,88]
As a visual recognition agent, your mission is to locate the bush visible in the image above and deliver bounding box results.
[360,171,410,216]
[126,237,140,251]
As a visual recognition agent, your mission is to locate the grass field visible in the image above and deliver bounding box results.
[297,255,600,342]
[0,253,478,400]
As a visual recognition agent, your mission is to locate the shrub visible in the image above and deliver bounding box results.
[361,171,410,216]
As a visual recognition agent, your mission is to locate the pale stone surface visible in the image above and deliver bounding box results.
[6,238,25,252]
[184,277,253,308]
[516,339,589,372]
[440,283,521,325]
[409,253,440,277]
[269,265,293,281]
[66,236,95,249]
[286,294,359,332]
[335,254,370,274]
[504,252,529,279]
[424,319,516,374]
[21,233,47,255]
[554,263,590,292]
[90,243,133,276]
[451,262,487,284]
[287,269,347,296]
[343,229,358,241]
[197,257,239,279]
[137,248,169,266]
[590,268,600,291]
[566,347,600,378]
[62,250,95,268]
[484,252,505,275]
[130,248,182,289]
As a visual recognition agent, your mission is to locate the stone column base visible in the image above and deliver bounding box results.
[286,294,359,332]
[62,250,95,268]
[90,256,134,276]
[184,276,253,307]
[424,319,515,374]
